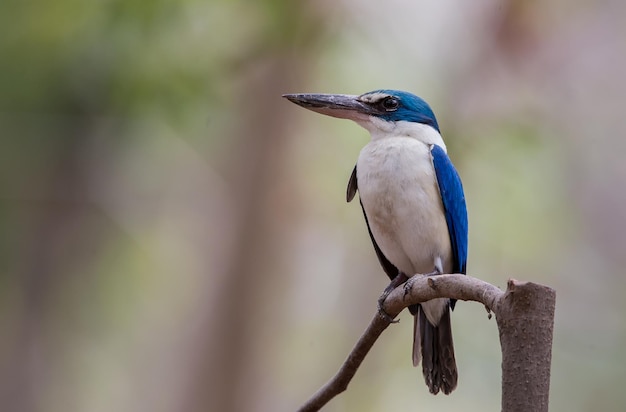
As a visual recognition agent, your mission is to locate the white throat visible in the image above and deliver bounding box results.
[354,117,447,152]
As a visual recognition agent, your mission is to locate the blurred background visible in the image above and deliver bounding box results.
[1,0,625,411]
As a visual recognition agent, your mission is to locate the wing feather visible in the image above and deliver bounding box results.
[430,145,468,276]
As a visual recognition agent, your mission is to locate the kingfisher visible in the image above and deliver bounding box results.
[283,90,468,395]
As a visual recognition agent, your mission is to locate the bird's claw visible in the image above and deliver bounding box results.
[403,276,416,297]
[377,299,399,323]
[376,272,408,324]
[403,269,440,297]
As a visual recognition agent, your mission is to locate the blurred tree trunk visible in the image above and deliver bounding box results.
[181,3,324,411]
[185,57,302,412]
[0,115,100,412]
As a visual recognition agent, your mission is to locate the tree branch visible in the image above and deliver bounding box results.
[297,274,555,412]
[498,280,556,412]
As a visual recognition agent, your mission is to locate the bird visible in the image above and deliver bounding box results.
[283,89,468,395]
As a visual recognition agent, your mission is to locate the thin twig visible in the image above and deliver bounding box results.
[296,311,395,412]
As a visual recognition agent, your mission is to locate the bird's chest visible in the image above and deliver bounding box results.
[357,139,439,223]
[356,138,449,272]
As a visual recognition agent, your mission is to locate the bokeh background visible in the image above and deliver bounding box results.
[1,0,625,411]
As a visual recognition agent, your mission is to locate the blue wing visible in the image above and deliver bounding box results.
[430,145,468,275]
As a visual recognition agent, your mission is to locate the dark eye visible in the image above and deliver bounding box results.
[381,97,399,111]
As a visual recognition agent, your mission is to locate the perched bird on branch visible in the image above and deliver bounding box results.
[283,90,468,395]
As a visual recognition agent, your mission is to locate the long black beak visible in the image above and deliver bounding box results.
[282,93,374,120]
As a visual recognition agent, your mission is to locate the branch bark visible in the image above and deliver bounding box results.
[297,275,555,412]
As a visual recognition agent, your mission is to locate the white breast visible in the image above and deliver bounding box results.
[356,137,452,324]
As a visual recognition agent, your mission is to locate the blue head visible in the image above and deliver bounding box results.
[283,89,440,133]
[356,89,440,132]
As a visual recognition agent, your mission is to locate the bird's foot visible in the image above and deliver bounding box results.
[377,296,398,323]
[402,268,442,297]
[377,273,409,323]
